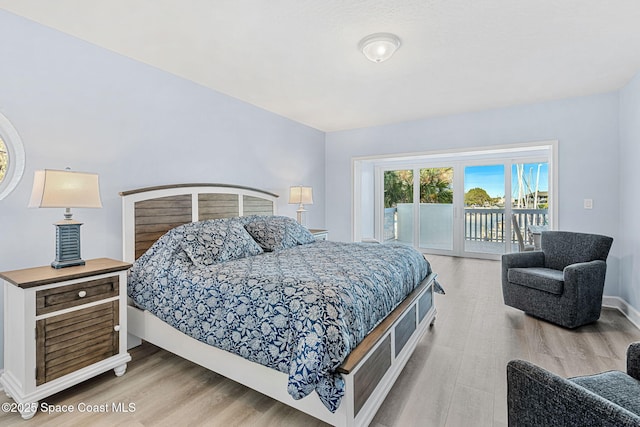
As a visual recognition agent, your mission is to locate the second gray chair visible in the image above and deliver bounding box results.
[501,231,613,328]
[507,342,640,426]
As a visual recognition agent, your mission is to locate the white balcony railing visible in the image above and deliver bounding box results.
[384,205,548,246]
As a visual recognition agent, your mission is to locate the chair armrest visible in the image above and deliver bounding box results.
[564,259,607,274]
[563,260,607,296]
[628,342,640,381]
[502,251,545,269]
[507,359,640,426]
[502,252,545,288]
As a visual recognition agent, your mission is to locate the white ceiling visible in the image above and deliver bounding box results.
[2,1,640,132]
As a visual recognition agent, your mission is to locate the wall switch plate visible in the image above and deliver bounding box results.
[584,199,593,209]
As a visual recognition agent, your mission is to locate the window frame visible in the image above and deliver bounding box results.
[352,140,558,260]
[0,113,25,200]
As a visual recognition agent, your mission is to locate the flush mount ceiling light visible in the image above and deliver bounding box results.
[358,33,401,63]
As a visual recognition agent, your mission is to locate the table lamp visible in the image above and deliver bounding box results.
[28,169,102,268]
[288,185,313,226]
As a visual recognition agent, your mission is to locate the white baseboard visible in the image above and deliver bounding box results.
[603,296,640,331]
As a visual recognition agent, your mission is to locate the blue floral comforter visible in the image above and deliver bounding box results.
[128,236,431,412]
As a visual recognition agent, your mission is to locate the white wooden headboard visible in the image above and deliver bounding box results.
[120,183,279,262]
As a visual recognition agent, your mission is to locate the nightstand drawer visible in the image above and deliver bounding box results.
[36,301,119,385]
[36,276,119,315]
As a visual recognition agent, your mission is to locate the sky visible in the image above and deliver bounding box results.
[464,163,549,198]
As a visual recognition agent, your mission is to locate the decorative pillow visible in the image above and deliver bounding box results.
[179,219,263,267]
[243,215,315,251]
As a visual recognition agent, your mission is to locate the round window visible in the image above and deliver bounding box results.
[0,113,25,200]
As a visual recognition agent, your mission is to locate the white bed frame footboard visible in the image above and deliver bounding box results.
[121,184,437,427]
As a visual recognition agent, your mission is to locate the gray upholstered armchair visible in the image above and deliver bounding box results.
[502,231,613,328]
[507,342,640,426]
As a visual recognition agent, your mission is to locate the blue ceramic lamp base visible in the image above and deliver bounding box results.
[52,220,85,269]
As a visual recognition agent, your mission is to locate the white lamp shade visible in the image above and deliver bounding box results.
[289,186,313,205]
[28,169,102,208]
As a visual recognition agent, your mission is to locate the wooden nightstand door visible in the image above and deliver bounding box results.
[36,300,119,386]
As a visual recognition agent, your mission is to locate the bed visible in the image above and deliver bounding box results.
[121,183,438,427]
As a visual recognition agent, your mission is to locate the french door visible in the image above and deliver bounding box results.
[463,163,506,256]
[381,164,457,254]
[378,158,550,259]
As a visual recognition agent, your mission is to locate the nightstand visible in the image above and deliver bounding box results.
[309,229,328,241]
[0,258,132,420]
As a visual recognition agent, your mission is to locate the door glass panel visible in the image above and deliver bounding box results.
[464,165,506,254]
[512,162,549,251]
[419,167,454,250]
[383,170,413,245]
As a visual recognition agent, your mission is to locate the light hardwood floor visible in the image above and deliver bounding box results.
[2,255,639,426]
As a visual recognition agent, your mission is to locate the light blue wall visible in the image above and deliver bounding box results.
[0,11,325,367]
[326,93,621,294]
[619,71,640,312]
[1,8,638,373]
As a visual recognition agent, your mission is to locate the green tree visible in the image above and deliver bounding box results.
[384,170,413,208]
[465,187,491,206]
[420,168,453,203]
[384,168,454,207]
